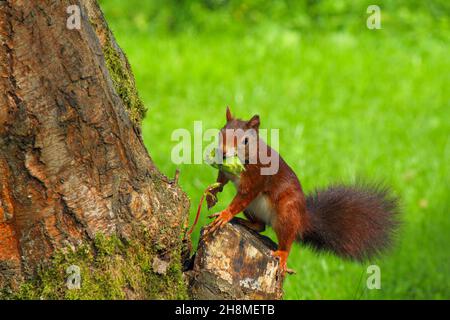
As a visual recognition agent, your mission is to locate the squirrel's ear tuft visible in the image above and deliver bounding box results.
[247,114,260,129]
[226,106,233,122]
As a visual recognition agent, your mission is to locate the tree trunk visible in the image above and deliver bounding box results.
[0,0,189,298]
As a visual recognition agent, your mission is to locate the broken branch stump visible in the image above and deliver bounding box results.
[187,220,283,299]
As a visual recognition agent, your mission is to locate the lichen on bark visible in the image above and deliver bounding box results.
[1,232,188,300]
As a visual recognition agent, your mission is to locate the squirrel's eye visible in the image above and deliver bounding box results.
[243,137,249,145]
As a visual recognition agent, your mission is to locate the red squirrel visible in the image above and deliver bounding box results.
[204,107,399,274]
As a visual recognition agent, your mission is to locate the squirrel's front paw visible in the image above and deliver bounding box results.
[204,210,233,235]
[206,193,218,209]
[205,183,222,209]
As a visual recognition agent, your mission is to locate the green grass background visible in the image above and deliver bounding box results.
[99,0,449,299]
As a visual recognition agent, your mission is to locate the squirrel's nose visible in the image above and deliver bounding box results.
[219,147,227,160]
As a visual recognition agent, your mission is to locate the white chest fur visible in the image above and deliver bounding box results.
[223,172,276,226]
[246,194,276,226]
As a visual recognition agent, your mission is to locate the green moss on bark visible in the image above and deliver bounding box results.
[1,232,188,300]
[102,37,147,125]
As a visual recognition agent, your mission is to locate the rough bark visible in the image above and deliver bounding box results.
[188,220,284,299]
[0,0,189,296]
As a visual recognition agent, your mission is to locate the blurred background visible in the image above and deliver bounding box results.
[98,0,449,299]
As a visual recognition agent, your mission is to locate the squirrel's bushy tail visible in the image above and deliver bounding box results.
[302,182,400,261]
